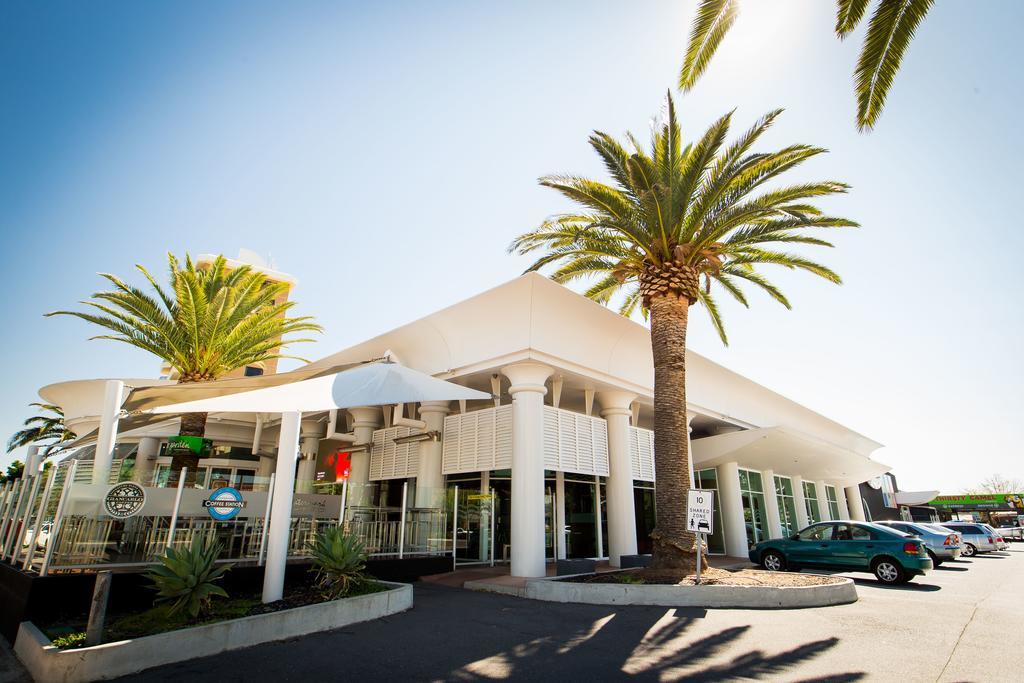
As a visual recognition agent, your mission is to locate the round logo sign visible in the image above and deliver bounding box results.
[203,487,247,521]
[104,482,147,519]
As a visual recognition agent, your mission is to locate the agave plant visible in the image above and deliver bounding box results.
[309,527,370,600]
[146,535,232,618]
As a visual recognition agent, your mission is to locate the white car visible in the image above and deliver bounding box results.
[981,524,1010,550]
[994,525,1023,542]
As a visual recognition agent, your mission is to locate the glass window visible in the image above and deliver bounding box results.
[803,481,821,524]
[739,468,768,549]
[234,469,256,491]
[798,524,834,541]
[774,475,798,537]
[849,525,872,541]
[825,485,841,520]
[209,467,233,489]
[154,464,171,487]
[244,366,264,376]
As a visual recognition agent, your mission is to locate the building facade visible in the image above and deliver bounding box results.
[36,273,891,577]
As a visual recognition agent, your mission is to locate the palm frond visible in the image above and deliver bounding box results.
[679,0,739,92]
[854,0,934,131]
[836,0,872,36]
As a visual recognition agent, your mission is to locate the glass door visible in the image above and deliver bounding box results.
[739,469,769,549]
[774,475,799,537]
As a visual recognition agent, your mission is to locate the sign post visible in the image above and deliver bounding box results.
[687,489,715,585]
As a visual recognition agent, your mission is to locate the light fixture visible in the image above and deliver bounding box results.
[336,444,369,454]
[392,430,441,445]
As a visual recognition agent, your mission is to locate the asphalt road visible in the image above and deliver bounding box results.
[5,547,1022,682]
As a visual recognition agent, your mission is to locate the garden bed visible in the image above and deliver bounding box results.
[15,581,412,683]
[562,566,847,587]
[525,568,856,609]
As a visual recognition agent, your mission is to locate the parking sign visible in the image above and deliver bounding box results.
[687,489,714,535]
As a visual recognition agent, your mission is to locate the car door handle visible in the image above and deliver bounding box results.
[819,543,829,548]
[865,544,874,548]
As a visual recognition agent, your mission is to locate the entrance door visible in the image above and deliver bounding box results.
[564,480,598,558]
[451,486,495,566]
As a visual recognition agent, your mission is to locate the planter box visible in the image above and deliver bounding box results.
[619,554,652,569]
[15,581,412,683]
[556,559,595,576]
[525,575,857,609]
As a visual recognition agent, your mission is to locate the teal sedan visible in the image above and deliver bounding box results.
[748,521,933,585]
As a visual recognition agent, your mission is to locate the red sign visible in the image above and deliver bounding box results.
[316,450,352,482]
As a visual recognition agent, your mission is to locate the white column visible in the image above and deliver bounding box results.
[717,462,749,558]
[598,390,637,567]
[295,419,323,494]
[134,437,160,485]
[415,401,450,508]
[554,471,566,560]
[845,484,866,521]
[761,469,783,539]
[348,407,381,507]
[257,455,275,479]
[816,480,832,521]
[263,410,301,603]
[792,475,809,529]
[835,485,850,520]
[686,412,697,487]
[24,446,41,475]
[92,380,125,485]
[502,361,552,578]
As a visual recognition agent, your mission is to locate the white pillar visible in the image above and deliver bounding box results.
[348,407,381,507]
[24,446,41,476]
[263,411,301,603]
[502,361,552,578]
[816,480,832,521]
[415,401,450,508]
[762,469,783,539]
[686,412,697,488]
[717,462,749,557]
[598,390,637,567]
[554,471,566,560]
[792,475,809,529]
[92,380,125,485]
[134,437,160,485]
[258,455,275,479]
[835,485,850,520]
[845,484,866,521]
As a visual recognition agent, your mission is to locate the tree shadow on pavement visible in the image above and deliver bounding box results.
[116,583,867,682]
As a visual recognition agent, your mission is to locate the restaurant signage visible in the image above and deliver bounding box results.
[203,487,247,521]
[928,493,1024,509]
[104,482,147,518]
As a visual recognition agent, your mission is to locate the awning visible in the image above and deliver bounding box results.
[690,426,891,486]
[896,490,940,507]
[121,361,369,413]
[148,361,491,414]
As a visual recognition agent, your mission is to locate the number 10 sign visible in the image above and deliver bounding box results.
[687,489,715,535]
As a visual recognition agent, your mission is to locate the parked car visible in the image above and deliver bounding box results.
[936,522,999,556]
[979,523,1010,550]
[874,520,962,566]
[749,521,933,585]
[994,525,1023,542]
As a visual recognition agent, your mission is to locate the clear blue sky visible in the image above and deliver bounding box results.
[2,1,1021,492]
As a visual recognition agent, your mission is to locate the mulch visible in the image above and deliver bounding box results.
[564,567,845,587]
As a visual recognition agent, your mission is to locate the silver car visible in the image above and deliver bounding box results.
[980,523,1010,550]
[937,522,999,556]
[875,521,962,566]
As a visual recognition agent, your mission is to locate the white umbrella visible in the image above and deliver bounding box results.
[148,361,491,414]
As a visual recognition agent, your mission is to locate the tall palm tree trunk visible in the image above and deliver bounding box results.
[170,374,209,483]
[648,294,703,571]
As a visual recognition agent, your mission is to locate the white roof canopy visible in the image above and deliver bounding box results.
[149,361,491,414]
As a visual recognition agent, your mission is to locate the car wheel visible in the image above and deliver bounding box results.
[962,543,976,557]
[926,550,941,567]
[872,558,906,585]
[761,550,786,572]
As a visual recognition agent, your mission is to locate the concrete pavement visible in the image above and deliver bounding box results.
[4,547,1020,682]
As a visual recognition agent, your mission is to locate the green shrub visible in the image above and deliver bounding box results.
[145,535,232,618]
[309,527,370,599]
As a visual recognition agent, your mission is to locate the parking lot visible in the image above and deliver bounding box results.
[102,545,1024,682]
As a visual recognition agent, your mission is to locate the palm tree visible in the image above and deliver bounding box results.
[6,403,75,456]
[510,94,856,570]
[680,0,935,131]
[48,253,322,478]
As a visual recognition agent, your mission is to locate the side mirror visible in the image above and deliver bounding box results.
[790,534,800,541]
